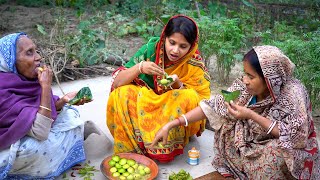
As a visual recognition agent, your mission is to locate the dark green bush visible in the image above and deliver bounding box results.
[260,23,320,108]
[197,16,245,84]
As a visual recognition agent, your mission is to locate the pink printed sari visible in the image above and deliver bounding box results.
[200,46,320,179]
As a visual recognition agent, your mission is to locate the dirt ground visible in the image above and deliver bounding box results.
[1,4,319,129]
[0,4,145,81]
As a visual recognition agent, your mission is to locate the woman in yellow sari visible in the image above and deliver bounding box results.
[106,15,210,162]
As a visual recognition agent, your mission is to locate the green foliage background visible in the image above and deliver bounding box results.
[1,0,319,109]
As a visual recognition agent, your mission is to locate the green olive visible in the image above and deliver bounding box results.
[158,142,164,148]
[144,167,151,174]
[109,167,117,173]
[112,155,120,162]
[160,79,169,85]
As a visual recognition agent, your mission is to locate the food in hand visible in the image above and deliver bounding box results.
[68,87,93,105]
[158,142,170,148]
[160,79,169,85]
[158,72,173,86]
[158,142,164,148]
[108,155,151,179]
[38,67,43,72]
[221,90,240,103]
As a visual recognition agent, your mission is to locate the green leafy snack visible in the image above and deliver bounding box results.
[221,90,240,103]
[69,87,93,105]
[158,72,173,86]
[78,163,98,179]
[169,169,193,180]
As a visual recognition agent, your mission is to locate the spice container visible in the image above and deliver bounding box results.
[187,147,200,165]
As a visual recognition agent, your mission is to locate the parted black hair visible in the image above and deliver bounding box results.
[164,16,197,45]
[243,49,264,79]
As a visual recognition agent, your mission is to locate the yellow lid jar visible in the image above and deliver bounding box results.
[187,147,200,165]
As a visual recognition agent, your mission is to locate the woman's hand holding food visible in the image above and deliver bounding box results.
[167,74,183,89]
[150,124,171,148]
[150,119,180,148]
[225,101,254,120]
[63,91,92,106]
[158,74,183,89]
[141,61,164,76]
[37,65,53,116]
[37,65,53,88]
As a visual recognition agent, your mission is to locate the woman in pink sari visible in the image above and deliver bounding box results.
[151,45,320,179]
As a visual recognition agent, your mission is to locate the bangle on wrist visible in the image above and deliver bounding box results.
[181,114,188,127]
[138,61,144,74]
[39,105,52,112]
[266,121,277,134]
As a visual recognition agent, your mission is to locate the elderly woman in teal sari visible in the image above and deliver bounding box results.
[0,33,91,179]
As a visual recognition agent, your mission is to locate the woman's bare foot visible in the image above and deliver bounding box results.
[84,120,102,140]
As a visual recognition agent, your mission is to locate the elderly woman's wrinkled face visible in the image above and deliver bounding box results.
[243,60,269,101]
[165,32,191,62]
[15,36,42,79]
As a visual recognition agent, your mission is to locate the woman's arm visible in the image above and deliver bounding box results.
[27,113,53,141]
[27,66,53,140]
[165,106,206,129]
[38,66,53,118]
[179,106,207,126]
[113,61,164,89]
[55,91,92,110]
[226,101,280,138]
[55,96,68,111]
[112,64,141,88]
[150,106,206,147]
[249,110,280,138]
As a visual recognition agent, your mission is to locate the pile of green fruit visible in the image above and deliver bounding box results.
[108,155,151,180]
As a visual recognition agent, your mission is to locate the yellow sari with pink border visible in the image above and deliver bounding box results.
[106,15,210,162]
